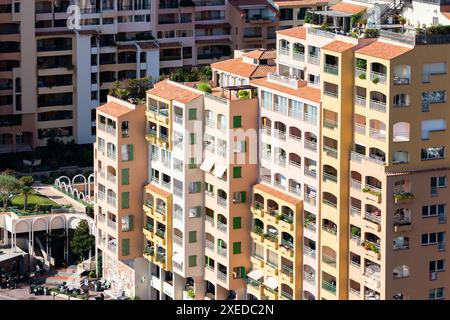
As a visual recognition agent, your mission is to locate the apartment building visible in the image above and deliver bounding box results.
[143,80,205,300]
[211,48,276,86]
[247,1,450,300]
[94,95,148,298]
[274,0,330,30]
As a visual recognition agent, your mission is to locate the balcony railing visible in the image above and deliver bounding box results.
[354,123,366,135]
[205,240,214,250]
[303,272,315,284]
[350,206,361,216]
[293,52,305,61]
[355,68,366,79]
[323,172,337,183]
[324,64,338,75]
[369,99,387,113]
[304,140,317,151]
[365,211,381,224]
[370,71,387,84]
[322,254,336,266]
[355,95,367,107]
[303,245,315,258]
[107,196,116,207]
[350,179,362,190]
[217,247,227,257]
[369,128,386,141]
[217,270,227,282]
[217,221,227,232]
[324,118,338,129]
[322,280,336,294]
[217,196,227,208]
[323,145,338,158]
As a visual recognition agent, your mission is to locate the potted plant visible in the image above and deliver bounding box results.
[393,191,414,204]
[187,289,195,299]
[372,77,380,84]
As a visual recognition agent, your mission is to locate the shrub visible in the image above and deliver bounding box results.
[372,77,379,84]
[364,28,379,38]
[187,289,195,299]
[393,192,414,202]
[237,90,250,100]
[196,82,212,93]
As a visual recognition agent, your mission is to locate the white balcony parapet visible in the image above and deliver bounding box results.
[267,73,301,89]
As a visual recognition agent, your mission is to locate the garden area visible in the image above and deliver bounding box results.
[0,171,66,216]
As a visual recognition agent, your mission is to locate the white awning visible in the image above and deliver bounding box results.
[247,269,264,281]
[172,252,184,266]
[200,158,215,173]
[265,276,279,290]
[213,164,227,178]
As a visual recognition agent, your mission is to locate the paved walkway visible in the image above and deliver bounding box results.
[33,183,86,212]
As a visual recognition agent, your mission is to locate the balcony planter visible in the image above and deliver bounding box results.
[394,223,412,233]
[372,77,380,84]
[186,289,195,300]
[362,187,382,203]
[393,192,414,204]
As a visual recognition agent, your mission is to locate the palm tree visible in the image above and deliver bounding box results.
[19,176,34,210]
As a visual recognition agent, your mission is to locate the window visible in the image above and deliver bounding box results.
[189,181,201,193]
[233,116,242,128]
[421,232,445,247]
[121,215,133,232]
[188,231,197,243]
[423,204,446,219]
[122,192,129,209]
[233,242,241,254]
[429,287,445,300]
[122,239,130,256]
[233,141,246,153]
[267,249,278,267]
[421,147,444,160]
[188,108,197,120]
[189,133,196,144]
[233,217,242,229]
[421,119,446,140]
[232,191,246,203]
[121,168,129,185]
[189,206,202,218]
[188,255,197,267]
[423,62,446,83]
[233,166,242,178]
[189,157,197,169]
[121,144,133,161]
[431,176,447,195]
[393,151,409,164]
[429,260,445,272]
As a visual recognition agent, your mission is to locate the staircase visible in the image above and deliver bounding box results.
[381,0,412,24]
[38,266,81,287]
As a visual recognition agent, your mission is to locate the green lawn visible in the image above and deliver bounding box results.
[11,193,58,207]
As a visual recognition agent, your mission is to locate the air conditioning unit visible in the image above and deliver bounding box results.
[430,272,437,280]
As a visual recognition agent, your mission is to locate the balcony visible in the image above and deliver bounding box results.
[304,140,317,151]
[324,118,338,130]
[323,145,338,159]
[355,68,366,80]
[217,196,227,208]
[107,196,116,207]
[370,71,387,84]
[369,99,386,113]
[322,254,336,268]
[365,211,381,225]
[303,245,315,258]
[355,95,366,107]
[324,64,338,75]
[322,280,336,294]
[217,247,227,258]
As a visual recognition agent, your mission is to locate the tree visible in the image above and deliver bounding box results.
[0,174,21,210]
[70,220,95,262]
[19,176,34,210]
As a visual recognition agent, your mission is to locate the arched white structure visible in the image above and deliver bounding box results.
[54,173,94,205]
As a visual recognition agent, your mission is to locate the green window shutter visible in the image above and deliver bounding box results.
[233,116,242,128]
[122,192,130,209]
[241,191,246,203]
[128,144,133,160]
[189,157,197,169]
[233,166,242,178]
[189,108,197,120]
[233,217,242,229]
[188,255,197,267]
[233,242,241,254]
[240,266,246,279]
[121,168,129,185]
[189,231,197,243]
[190,133,196,144]
[122,239,130,256]
[218,239,223,247]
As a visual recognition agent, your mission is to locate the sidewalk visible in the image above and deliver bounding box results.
[33,183,86,212]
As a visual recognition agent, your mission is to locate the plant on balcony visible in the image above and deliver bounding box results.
[363,240,380,254]
[187,289,195,299]
[372,77,380,84]
[362,187,381,198]
[364,28,379,39]
[144,246,154,256]
[351,11,365,27]
[358,73,366,79]
[356,59,366,71]
[237,90,250,100]
[351,226,361,237]
[108,77,154,104]
[393,191,414,203]
[252,226,263,235]
[320,22,331,31]
[196,82,212,93]
[304,12,312,24]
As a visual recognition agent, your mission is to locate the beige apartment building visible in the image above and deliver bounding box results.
[94,96,149,298]
[1,0,290,155]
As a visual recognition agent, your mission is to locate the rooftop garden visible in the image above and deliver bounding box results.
[0,171,65,216]
[169,66,212,83]
[108,77,155,105]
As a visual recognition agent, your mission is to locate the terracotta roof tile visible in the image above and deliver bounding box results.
[251,77,321,103]
[276,27,306,40]
[211,58,275,78]
[330,2,368,14]
[242,49,276,60]
[145,183,171,198]
[254,183,302,206]
[355,40,412,60]
[322,40,356,53]
[147,80,203,104]
[97,101,133,118]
